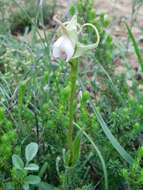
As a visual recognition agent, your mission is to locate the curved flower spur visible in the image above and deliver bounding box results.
[52,15,100,62]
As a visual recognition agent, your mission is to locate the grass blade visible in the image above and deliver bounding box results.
[74,122,108,190]
[79,79,134,165]
[91,103,134,164]
[125,22,143,72]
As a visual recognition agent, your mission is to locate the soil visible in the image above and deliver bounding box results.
[95,0,143,70]
[95,0,143,38]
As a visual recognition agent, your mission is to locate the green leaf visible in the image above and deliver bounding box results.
[24,175,41,185]
[39,182,59,190]
[5,182,15,190]
[18,80,26,110]
[23,183,29,190]
[39,162,48,177]
[24,163,39,171]
[71,132,82,166]
[125,22,143,72]
[25,142,38,162]
[74,122,108,190]
[12,154,24,170]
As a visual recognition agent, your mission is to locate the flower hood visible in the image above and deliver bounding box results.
[52,15,100,62]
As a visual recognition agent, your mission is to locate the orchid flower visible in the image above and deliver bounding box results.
[52,15,100,62]
[52,15,100,169]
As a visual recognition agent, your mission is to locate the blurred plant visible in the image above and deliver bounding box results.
[131,0,143,24]
[0,0,143,190]
[0,0,12,34]
[70,0,96,24]
[0,0,57,35]
[122,146,143,190]
[75,185,93,190]
[0,108,17,171]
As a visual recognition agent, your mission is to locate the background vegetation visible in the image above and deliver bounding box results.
[0,0,143,189]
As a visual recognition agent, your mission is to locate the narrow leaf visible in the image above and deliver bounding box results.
[39,162,48,178]
[125,22,143,72]
[91,103,134,164]
[74,122,108,190]
[79,80,134,165]
[71,132,82,165]
[18,80,26,110]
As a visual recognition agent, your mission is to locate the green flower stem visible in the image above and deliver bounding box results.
[65,59,78,189]
[67,59,78,156]
[64,167,75,190]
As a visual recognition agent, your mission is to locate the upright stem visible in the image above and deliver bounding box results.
[67,59,78,154]
[63,59,78,189]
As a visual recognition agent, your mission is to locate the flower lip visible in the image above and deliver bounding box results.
[52,35,75,62]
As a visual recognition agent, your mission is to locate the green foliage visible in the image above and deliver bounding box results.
[122,146,143,190]
[0,108,17,171]
[0,0,57,34]
[25,142,38,163]
[11,0,56,34]
[70,0,96,24]
[0,0,143,190]
[75,185,93,190]
[11,142,40,190]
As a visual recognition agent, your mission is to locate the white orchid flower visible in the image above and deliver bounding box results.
[52,15,100,62]
[52,35,75,62]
